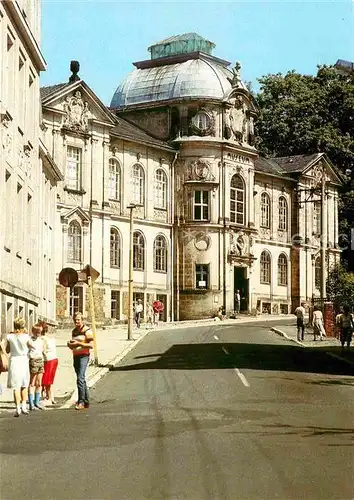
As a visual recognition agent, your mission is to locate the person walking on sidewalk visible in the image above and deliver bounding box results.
[134,299,143,329]
[294,302,306,341]
[5,317,30,417]
[235,290,241,316]
[28,324,46,411]
[312,307,326,341]
[67,312,93,410]
[336,305,354,350]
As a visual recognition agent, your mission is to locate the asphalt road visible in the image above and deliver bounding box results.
[1,320,354,500]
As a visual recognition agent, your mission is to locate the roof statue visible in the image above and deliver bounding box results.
[227,62,242,87]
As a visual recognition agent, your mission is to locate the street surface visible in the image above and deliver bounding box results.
[1,320,354,500]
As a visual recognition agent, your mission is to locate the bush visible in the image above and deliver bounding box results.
[327,264,354,312]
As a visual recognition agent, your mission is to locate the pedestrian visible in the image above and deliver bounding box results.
[294,302,306,341]
[312,307,326,341]
[28,323,46,411]
[336,305,354,350]
[235,290,241,315]
[5,317,30,417]
[67,312,93,410]
[152,299,163,328]
[134,299,143,328]
[41,322,58,406]
[146,301,154,328]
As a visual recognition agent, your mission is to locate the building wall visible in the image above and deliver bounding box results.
[0,1,58,334]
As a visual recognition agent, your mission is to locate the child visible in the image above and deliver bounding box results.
[41,322,58,405]
[28,324,45,410]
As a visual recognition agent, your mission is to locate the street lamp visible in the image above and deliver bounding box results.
[127,203,137,340]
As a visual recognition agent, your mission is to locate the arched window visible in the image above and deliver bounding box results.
[154,169,167,208]
[110,228,121,267]
[278,253,288,285]
[260,250,271,283]
[260,192,271,228]
[230,174,245,225]
[154,235,167,272]
[133,231,145,270]
[315,256,321,289]
[68,221,81,262]
[131,164,145,205]
[108,158,121,201]
[278,196,288,231]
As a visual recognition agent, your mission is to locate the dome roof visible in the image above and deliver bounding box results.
[110,34,247,109]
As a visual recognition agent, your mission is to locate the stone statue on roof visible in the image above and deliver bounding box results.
[227,61,242,87]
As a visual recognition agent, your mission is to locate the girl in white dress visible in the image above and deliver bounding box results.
[6,317,30,417]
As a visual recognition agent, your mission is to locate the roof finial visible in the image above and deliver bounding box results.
[228,61,241,87]
[69,60,80,83]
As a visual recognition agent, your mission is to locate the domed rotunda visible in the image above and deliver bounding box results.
[110,33,247,109]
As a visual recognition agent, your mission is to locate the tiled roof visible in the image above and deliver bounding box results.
[255,153,322,176]
[40,83,70,100]
[110,117,176,151]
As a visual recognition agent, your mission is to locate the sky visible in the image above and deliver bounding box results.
[41,1,353,106]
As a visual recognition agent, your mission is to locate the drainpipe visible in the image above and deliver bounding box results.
[171,151,179,321]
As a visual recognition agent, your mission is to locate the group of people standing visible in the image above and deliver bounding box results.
[0,318,58,417]
[294,302,354,348]
[134,299,164,329]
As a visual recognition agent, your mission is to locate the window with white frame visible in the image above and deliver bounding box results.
[108,158,121,200]
[313,202,321,234]
[131,164,145,205]
[66,146,81,191]
[69,286,83,317]
[194,190,209,221]
[154,235,167,272]
[278,253,288,285]
[260,193,270,228]
[133,231,144,270]
[260,250,271,283]
[68,221,81,262]
[278,196,288,231]
[196,264,209,289]
[110,228,121,267]
[230,174,245,225]
[154,169,167,208]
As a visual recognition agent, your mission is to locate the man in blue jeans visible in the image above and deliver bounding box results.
[67,312,93,410]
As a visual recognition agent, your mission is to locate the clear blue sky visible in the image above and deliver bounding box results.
[41,1,353,106]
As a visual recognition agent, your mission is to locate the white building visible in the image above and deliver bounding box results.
[0,0,61,333]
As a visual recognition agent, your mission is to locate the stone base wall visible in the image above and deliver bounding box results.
[178,291,221,320]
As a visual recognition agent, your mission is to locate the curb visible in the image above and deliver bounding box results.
[270,327,354,367]
[59,327,153,410]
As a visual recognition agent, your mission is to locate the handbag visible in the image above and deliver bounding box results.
[0,342,9,372]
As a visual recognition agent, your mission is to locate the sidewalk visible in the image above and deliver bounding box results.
[271,322,354,366]
[0,314,307,411]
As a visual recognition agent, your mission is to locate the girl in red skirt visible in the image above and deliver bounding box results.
[40,322,58,405]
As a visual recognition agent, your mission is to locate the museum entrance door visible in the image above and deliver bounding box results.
[234,267,249,312]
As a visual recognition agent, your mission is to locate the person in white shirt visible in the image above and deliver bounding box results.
[40,322,58,405]
[294,302,306,341]
[312,308,326,341]
[235,290,241,315]
[134,299,143,328]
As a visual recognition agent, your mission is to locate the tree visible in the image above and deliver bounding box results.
[255,65,354,265]
[327,264,354,312]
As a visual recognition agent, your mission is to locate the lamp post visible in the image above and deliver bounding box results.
[320,165,327,303]
[127,203,137,340]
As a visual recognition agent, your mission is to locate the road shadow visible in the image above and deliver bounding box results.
[111,342,354,376]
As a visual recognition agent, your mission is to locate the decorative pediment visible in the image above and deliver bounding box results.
[184,159,216,182]
[61,206,91,225]
[42,81,117,131]
[302,156,343,187]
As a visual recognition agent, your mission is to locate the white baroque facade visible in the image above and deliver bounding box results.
[0,0,61,333]
[41,76,175,326]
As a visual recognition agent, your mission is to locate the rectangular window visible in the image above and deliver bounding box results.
[111,291,120,319]
[313,202,321,234]
[196,264,209,289]
[66,146,81,191]
[194,190,209,221]
[5,170,12,249]
[69,286,83,317]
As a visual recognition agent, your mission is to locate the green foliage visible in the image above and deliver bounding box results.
[326,264,354,311]
[255,65,354,256]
